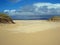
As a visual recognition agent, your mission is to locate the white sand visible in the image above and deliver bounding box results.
[0,20,60,33]
[0,20,60,45]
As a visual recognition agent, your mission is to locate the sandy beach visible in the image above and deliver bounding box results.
[0,20,60,45]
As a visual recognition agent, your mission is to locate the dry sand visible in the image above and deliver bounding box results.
[0,20,60,45]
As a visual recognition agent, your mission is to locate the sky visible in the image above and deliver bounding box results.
[0,0,60,18]
[0,0,60,11]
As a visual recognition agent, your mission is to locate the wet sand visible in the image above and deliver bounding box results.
[0,20,60,45]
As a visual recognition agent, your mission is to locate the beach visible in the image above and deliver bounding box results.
[0,20,60,45]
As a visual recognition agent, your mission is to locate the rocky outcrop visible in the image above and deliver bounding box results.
[0,13,15,24]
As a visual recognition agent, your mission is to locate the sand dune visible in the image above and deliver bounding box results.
[0,20,60,45]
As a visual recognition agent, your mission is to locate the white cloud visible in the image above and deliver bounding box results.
[4,2,60,16]
[4,10,36,16]
[4,10,16,13]
[34,3,60,9]
[10,10,16,12]
[33,3,60,15]
[4,10,17,15]
[4,10,10,13]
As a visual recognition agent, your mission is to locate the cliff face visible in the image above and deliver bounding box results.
[0,13,15,24]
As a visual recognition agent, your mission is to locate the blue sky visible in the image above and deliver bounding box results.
[0,0,60,18]
[0,0,60,11]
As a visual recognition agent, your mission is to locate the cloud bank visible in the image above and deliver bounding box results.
[34,3,60,15]
[4,2,60,16]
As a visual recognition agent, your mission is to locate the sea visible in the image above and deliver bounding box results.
[11,15,60,20]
